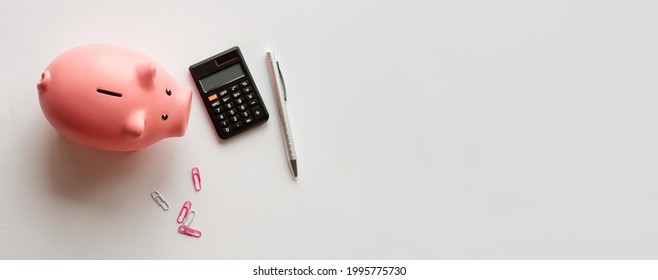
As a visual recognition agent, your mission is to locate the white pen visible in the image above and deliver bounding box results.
[266,51,298,178]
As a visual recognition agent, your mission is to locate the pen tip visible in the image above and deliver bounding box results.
[291,160,298,178]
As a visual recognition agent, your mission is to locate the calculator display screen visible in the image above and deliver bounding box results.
[199,64,245,92]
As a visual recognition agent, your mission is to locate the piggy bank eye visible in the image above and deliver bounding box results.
[165,88,171,96]
[161,113,168,120]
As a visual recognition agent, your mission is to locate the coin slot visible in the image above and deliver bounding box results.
[96,88,123,97]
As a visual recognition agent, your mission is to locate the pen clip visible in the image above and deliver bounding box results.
[276,61,287,101]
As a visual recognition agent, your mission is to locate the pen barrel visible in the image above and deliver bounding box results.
[282,120,296,159]
[267,52,297,162]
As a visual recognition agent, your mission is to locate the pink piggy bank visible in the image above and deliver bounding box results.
[37,44,192,151]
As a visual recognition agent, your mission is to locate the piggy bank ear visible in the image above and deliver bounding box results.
[136,62,156,88]
[124,111,145,138]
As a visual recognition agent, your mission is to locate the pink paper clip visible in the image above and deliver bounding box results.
[192,167,202,191]
[178,225,202,238]
[177,200,192,223]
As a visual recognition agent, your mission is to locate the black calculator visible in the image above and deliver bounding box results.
[189,47,269,139]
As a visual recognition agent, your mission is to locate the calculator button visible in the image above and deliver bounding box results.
[222,126,232,134]
[219,89,228,97]
[242,87,252,93]
[221,96,231,103]
[244,117,253,125]
[235,98,244,105]
[219,120,229,127]
[228,109,236,116]
[233,121,244,129]
[231,92,241,99]
[240,80,249,87]
[248,99,258,106]
[211,100,220,107]
[230,116,239,123]
[245,93,254,100]
[230,85,239,92]
[225,102,234,109]
[251,107,263,119]
[213,107,222,114]
[217,113,226,121]
[240,111,249,118]
[238,104,247,111]
[207,93,218,102]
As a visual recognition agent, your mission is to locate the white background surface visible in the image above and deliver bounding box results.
[1,0,657,259]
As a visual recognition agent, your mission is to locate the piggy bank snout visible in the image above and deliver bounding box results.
[168,87,192,137]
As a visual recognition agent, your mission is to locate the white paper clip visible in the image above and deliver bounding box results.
[151,191,169,211]
[183,210,196,227]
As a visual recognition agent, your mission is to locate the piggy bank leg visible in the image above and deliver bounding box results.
[124,111,145,138]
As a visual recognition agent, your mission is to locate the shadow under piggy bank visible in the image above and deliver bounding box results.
[47,134,174,204]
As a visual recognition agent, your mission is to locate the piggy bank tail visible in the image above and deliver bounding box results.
[37,70,51,94]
